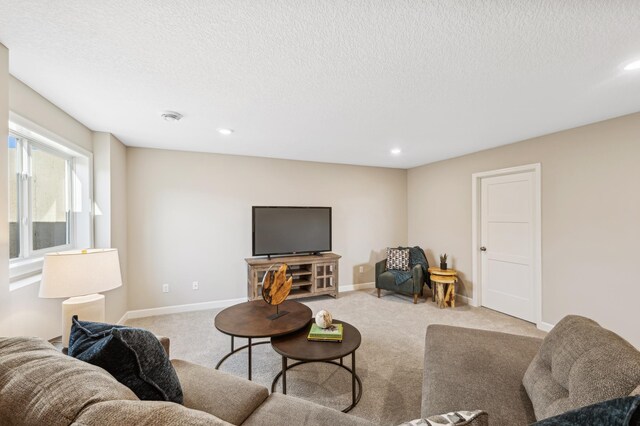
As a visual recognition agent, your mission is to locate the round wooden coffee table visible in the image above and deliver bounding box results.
[270,320,362,413]
[214,300,312,380]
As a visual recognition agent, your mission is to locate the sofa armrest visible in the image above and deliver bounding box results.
[375,259,387,284]
[171,359,269,425]
[155,335,170,357]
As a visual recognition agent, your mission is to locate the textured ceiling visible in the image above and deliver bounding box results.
[1,1,639,168]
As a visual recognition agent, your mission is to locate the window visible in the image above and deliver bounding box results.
[8,118,93,286]
[9,133,72,259]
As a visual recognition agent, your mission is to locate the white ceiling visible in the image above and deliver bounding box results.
[1,1,639,169]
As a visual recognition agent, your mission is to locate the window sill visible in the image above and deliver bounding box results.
[9,273,42,292]
[10,256,44,292]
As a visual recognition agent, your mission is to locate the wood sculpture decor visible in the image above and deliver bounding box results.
[262,263,293,320]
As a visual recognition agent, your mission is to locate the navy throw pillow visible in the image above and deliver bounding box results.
[532,395,640,426]
[68,316,183,404]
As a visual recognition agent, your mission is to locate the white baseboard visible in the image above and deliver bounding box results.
[117,312,129,325]
[537,321,555,332]
[456,293,473,305]
[123,297,246,321]
[340,282,375,292]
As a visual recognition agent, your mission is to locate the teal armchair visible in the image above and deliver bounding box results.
[375,248,429,304]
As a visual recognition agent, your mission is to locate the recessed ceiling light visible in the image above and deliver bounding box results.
[391,148,402,155]
[624,60,640,71]
[217,128,234,135]
[161,111,183,122]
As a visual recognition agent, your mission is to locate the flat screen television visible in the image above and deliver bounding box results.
[252,206,332,257]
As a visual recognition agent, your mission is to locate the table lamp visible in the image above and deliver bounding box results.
[39,248,123,347]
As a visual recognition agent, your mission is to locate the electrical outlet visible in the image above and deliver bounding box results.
[162,284,169,293]
[192,281,199,290]
[359,266,364,273]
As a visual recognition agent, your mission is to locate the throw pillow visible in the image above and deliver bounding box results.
[68,316,183,404]
[399,410,488,426]
[387,247,410,271]
[531,395,640,426]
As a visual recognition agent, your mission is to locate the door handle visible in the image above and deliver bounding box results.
[480,246,487,251]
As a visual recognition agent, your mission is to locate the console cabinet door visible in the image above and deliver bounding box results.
[315,262,336,292]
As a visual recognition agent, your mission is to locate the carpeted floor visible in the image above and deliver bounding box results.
[126,289,545,425]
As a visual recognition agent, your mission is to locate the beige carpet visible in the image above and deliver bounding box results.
[126,289,545,425]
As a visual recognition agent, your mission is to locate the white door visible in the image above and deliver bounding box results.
[480,171,535,322]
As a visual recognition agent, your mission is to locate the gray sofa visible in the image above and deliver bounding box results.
[421,315,640,425]
[2,315,639,425]
[0,336,373,426]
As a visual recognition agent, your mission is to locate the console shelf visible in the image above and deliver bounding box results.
[246,253,341,301]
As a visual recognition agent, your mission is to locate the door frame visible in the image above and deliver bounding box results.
[471,163,542,325]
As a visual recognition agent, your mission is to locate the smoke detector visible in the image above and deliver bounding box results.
[161,111,183,122]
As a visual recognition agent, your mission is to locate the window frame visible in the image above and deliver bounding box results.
[11,133,75,260]
[8,115,94,287]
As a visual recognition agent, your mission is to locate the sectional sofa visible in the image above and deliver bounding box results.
[1,315,639,425]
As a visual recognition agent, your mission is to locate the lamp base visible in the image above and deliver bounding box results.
[62,294,105,348]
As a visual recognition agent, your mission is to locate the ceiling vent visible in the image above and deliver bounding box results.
[161,111,183,122]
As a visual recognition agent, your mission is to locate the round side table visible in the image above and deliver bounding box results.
[214,300,312,380]
[270,320,363,413]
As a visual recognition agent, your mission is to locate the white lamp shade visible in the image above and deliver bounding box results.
[39,249,123,298]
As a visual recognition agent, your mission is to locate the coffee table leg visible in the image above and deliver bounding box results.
[231,336,234,352]
[248,337,252,380]
[282,356,287,394]
[340,357,343,366]
[351,352,356,406]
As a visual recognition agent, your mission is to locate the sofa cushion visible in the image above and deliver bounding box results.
[171,359,269,425]
[242,393,374,426]
[523,315,640,421]
[422,325,542,426]
[0,337,138,426]
[69,316,183,404]
[73,400,233,425]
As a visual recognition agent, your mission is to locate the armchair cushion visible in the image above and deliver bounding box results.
[386,247,410,271]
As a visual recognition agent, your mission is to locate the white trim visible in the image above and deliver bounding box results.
[340,282,375,292]
[124,298,247,320]
[471,163,542,325]
[8,114,95,276]
[117,312,129,325]
[9,273,41,292]
[456,293,473,305]
[537,321,555,332]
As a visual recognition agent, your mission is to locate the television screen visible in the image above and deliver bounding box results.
[252,206,332,256]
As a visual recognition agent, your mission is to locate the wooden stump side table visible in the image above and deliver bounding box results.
[428,267,458,308]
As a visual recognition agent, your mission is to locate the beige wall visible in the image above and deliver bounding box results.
[408,112,640,347]
[127,148,407,310]
[93,133,128,323]
[0,44,10,335]
[109,135,128,322]
[9,76,92,152]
